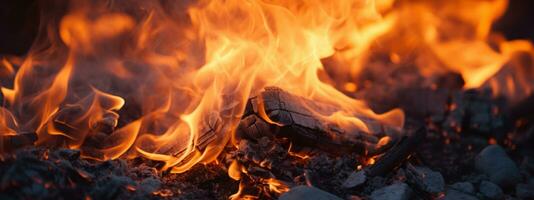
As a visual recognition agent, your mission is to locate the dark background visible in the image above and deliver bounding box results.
[0,0,533,56]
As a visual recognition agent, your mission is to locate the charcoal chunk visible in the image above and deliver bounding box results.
[90,175,136,199]
[51,148,81,161]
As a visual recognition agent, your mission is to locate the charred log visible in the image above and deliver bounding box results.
[237,87,400,156]
[366,126,426,177]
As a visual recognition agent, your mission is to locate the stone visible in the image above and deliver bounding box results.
[369,183,412,200]
[279,186,342,200]
[474,145,521,188]
[478,181,503,200]
[450,182,475,194]
[443,189,479,200]
[342,171,367,188]
[406,165,445,193]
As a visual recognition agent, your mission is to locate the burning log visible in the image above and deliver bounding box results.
[230,87,412,197]
[237,87,400,156]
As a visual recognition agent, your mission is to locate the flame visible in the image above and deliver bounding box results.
[0,108,19,152]
[230,181,259,200]
[0,108,18,136]
[363,0,533,98]
[287,142,310,160]
[134,0,405,173]
[228,159,243,180]
[0,0,531,183]
[265,178,290,194]
[0,57,15,77]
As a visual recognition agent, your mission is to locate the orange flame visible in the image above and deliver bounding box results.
[0,0,530,178]
[265,178,290,194]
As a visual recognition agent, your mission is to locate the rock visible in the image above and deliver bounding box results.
[450,182,475,194]
[478,181,503,200]
[474,145,521,188]
[516,181,534,199]
[279,186,342,200]
[369,183,413,200]
[443,189,479,200]
[406,165,445,193]
[342,171,367,188]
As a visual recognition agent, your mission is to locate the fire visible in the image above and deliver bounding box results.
[0,0,532,188]
[265,178,290,194]
[228,159,243,181]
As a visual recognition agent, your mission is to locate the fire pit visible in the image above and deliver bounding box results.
[0,0,533,199]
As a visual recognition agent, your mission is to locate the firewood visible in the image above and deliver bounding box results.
[365,126,426,177]
[170,86,401,168]
[238,87,401,156]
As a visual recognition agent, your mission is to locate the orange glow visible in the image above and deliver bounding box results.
[377,136,391,149]
[0,108,19,152]
[0,57,15,76]
[228,160,243,180]
[488,137,497,145]
[367,157,376,165]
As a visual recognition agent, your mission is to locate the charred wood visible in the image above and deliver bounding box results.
[366,126,426,177]
[238,87,400,156]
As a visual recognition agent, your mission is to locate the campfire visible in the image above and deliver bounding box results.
[1,0,533,199]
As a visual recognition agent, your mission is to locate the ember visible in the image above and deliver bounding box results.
[0,0,533,199]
